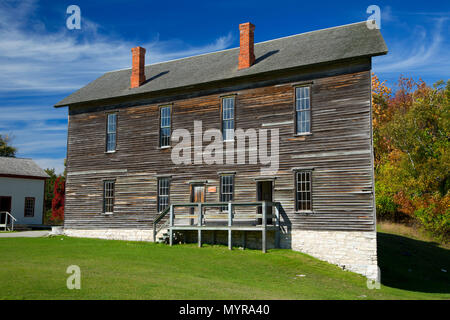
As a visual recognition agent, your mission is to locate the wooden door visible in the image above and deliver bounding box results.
[257,181,273,225]
[192,185,205,203]
[190,184,205,219]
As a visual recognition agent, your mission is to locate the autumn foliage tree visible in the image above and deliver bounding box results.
[372,74,449,242]
[51,176,65,223]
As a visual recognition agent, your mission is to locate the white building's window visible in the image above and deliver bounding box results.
[295,86,311,134]
[106,113,117,152]
[24,197,35,217]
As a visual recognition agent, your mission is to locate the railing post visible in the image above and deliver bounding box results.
[262,201,267,253]
[169,205,174,246]
[275,203,280,249]
[198,203,202,247]
[5,213,8,231]
[228,202,233,250]
[153,221,156,242]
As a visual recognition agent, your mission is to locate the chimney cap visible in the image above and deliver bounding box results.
[239,22,255,30]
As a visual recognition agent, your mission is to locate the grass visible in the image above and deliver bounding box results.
[0,227,448,300]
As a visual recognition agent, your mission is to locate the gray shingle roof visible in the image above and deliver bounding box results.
[0,157,49,178]
[55,21,387,107]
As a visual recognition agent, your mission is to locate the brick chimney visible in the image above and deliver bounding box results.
[130,46,146,88]
[238,22,255,70]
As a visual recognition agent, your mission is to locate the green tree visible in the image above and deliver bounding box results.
[0,134,16,157]
[374,77,449,241]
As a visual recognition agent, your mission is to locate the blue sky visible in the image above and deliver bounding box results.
[0,0,448,173]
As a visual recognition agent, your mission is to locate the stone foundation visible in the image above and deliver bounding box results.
[64,228,378,280]
[285,230,379,280]
[64,228,153,242]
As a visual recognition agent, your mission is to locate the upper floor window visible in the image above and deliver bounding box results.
[24,197,35,217]
[295,86,311,134]
[157,177,170,212]
[160,106,171,147]
[103,180,115,213]
[222,96,235,141]
[220,174,234,211]
[106,113,117,152]
[295,170,312,212]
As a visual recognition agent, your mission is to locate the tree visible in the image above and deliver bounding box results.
[0,134,16,157]
[373,75,449,241]
[51,176,65,223]
[43,168,57,224]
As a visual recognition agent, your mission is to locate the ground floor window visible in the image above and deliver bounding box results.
[295,171,312,212]
[220,175,234,211]
[103,180,115,213]
[24,197,35,217]
[158,177,170,212]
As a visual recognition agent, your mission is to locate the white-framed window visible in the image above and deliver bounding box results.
[220,174,234,211]
[103,180,115,213]
[295,171,312,212]
[222,96,235,141]
[160,106,171,148]
[295,86,311,134]
[24,197,35,217]
[106,113,117,152]
[157,177,170,212]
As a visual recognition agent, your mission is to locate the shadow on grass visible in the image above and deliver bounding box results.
[378,232,450,294]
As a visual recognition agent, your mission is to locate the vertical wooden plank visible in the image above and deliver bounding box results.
[169,205,174,246]
[275,203,280,248]
[228,202,232,250]
[262,201,267,253]
[198,203,202,247]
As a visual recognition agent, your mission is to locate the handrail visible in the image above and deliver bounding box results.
[153,206,170,242]
[167,201,281,252]
[0,211,17,231]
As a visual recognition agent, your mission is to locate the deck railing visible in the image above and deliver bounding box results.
[154,201,281,252]
[0,211,17,231]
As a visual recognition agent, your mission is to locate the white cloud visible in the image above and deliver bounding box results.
[374,17,449,75]
[0,0,234,93]
[0,0,234,173]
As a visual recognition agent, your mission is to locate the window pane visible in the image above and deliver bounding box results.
[24,197,35,217]
[160,106,171,147]
[106,114,117,151]
[296,171,312,211]
[158,177,170,212]
[103,181,115,213]
[296,87,311,134]
[222,97,235,140]
[220,175,234,211]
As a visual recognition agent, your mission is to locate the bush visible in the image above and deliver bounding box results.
[413,195,450,243]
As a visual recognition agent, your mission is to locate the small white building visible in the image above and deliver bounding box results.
[0,157,49,226]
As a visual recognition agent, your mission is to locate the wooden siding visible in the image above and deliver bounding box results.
[65,61,375,231]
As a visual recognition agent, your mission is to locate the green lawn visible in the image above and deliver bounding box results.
[0,230,448,300]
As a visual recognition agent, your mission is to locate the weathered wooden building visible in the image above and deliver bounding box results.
[55,21,387,279]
